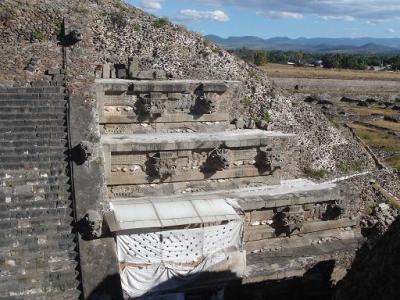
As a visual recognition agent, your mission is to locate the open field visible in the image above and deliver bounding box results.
[368,119,400,131]
[263,63,400,171]
[348,123,400,170]
[346,106,400,117]
[264,63,400,81]
[269,76,400,97]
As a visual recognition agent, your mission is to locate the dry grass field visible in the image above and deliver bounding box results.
[263,63,400,171]
[347,123,400,170]
[368,119,400,131]
[346,106,400,117]
[264,63,400,81]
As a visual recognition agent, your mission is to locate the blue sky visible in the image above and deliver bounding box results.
[127,0,400,38]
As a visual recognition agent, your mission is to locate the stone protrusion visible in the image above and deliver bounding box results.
[84,210,103,238]
[257,147,283,171]
[205,147,231,171]
[276,205,306,235]
[149,152,178,178]
[137,93,166,117]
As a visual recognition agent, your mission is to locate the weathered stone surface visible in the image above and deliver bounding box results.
[102,130,292,152]
[0,84,79,298]
[102,64,111,79]
[128,57,139,78]
[96,79,241,132]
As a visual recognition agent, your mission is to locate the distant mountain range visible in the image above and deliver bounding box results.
[205,35,400,54]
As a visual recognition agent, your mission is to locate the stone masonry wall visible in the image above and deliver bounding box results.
[0,0,375,176]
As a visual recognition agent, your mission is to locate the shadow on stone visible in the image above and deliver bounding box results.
[226,260,336,300]
[87,270,241,300]
[333,216,400,300]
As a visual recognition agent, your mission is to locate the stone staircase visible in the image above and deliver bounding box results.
[0,80,80,299]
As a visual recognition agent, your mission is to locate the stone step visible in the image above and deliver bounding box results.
[0,231,75,252]
[0,216,73,232]
[0,146,67,155]
[0,231,75,248]
[0,120,66,127]
[0,223,72,239]
[0,113,65,121]
[0,289,81,300]
[0,184,70,195]
[0,250,77,269]
[0,153,66,163]
[0,198,71,213]
[0,87,65,94]
[0,206,72,221]
[0,174,70,185]
[0,270,78,294]
[0,223,71,239]
[0,142,67,151]
[0,106,66,114]
[0,92,65,99]
[0,97,66,104]
[1,255,77,274]
[1,188,70,198]
[0,163,68,172]
[0,132,67,140]
[1,258,78,282]
[0,125,66,134]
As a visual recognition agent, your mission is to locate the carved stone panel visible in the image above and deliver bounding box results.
[275,206,305,235]
[148,152,178,178]
[136,93,167,117]
[256,147,283,171]
[101,130,292,187]
[204,147,231,172]
[96,80,240,132]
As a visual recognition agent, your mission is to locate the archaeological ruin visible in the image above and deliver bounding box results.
[0,1,399,299]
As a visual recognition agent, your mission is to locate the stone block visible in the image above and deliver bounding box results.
[167,93,182,100]
[53,74,65,81]
[136,70,155,80]
[128,57,139,78]
[131,81,190,93]
[102,64,111,79]
[46,68,61,75]
[154,70,167,80]
[117,68,127,79]
[31,80,50,87]
[250,210,274,222]
[201,82,228,93]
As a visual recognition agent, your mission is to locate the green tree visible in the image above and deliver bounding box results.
[254,51,268,66]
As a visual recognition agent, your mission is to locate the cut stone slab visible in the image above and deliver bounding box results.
[244,228,363,284]
[101,129,294,152]
[95,79,240,93]
[109,179,340,210]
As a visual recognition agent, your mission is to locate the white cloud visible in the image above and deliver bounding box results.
[139,0,163,11]
[257,10,304,20]
[195,0,400,21]
[178,9,230,22]
[321,15,355,21]
[387,28,396,33]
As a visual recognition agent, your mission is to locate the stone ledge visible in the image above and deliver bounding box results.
[244,228,362,283]
[101,129,294,152]
[110,179,339,207]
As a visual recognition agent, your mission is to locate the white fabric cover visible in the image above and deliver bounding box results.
[117,221,243,298]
